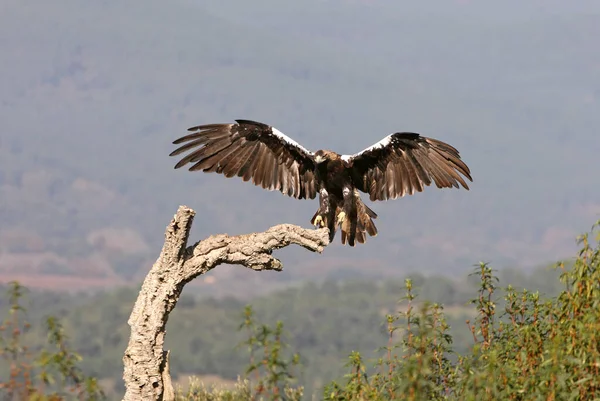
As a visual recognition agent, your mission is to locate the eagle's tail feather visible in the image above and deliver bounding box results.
[340,204,359,247]
[327,208,337,243]
[340,218,350,246]
[363,203,378,219]
[359,201,378,238]
[347,198,378,245]
[355,230,367,244]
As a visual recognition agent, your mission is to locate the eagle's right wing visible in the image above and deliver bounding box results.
[342,132,472,201]
[170,119,318,199]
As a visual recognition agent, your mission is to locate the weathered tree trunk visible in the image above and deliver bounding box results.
[122,206,329,401]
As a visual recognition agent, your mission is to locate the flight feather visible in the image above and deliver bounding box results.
[170,119,318,199]
[342,132,472,202]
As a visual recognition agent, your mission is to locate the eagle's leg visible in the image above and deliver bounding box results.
[336,186,353,226]
[336,211,346,226]
[311,188,330,228]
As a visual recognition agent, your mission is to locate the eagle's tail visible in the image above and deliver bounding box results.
[359,201,378,238]
[340,195,378,246]
[327,207,339,243]
[340,208,355,246]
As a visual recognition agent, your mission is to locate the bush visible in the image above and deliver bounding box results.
[174,305,303,401]
[0,282,105,400]
[324,220,600,400]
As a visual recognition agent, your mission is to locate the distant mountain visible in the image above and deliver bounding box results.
[0,0,598,295]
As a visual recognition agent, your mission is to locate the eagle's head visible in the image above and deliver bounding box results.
[314,150,338,164]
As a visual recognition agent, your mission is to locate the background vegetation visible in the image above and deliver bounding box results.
[2,227,591,400]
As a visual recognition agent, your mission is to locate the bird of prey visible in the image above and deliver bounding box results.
[170,119,472,246]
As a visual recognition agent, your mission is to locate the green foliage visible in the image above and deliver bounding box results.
[323,281,456,401]
[0,265,565,398]
[0,281,105,401]
[237,305,303,400]
[323,220,600,400]
[3,221,598,399]
[173,377,304,401]
[172,306,303,401]
[174,377,253,401]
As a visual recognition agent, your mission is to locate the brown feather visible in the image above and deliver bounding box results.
[252,146,267,186]
[348,132,472,201]
[171,120,317,200]
[222,144,252,178]
[238,143,260,182]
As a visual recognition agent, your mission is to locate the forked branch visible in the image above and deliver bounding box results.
[122,206,329,401]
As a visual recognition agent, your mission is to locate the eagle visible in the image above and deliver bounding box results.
[170,119,472,247]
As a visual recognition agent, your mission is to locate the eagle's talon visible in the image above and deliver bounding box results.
[336,211,346,226]
[313,215,324,228]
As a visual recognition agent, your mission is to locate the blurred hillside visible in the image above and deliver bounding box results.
[1,0,599,295]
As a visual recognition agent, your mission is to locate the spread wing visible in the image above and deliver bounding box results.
[170,119,318,199]
[342,132,472,201]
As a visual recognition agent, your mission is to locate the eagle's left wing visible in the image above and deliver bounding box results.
[170,119,318,199]
[342,132,472,201]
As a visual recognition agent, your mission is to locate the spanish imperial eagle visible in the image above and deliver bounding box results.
[170,119,472,247]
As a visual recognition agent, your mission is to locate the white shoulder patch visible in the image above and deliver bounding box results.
[343,135,393,160]
[271,127,314,156]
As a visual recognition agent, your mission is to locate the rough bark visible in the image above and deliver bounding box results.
[122,205,329,401]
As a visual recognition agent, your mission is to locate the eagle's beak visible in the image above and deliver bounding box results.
[315,155,325,164]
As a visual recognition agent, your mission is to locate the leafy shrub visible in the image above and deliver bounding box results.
[324,220,600,400]
[0,282,105,400]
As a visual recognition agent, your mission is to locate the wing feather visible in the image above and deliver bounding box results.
[343,132,472,201]
[222,143,252,178]
[406,150,430,190]
[252,145,268,187]
[239,142,260,182]
[427,151,465,188]
[400,153,418,195]
[170,120,317,199]
[418,153,452,189]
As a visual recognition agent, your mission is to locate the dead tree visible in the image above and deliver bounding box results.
[122,205,330,401]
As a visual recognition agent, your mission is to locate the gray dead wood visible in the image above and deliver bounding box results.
[122,205,329,401]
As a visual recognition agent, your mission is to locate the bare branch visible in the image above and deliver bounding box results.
[122,206,329,401]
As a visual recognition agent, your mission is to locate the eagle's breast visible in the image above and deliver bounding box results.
[322,154,351,195]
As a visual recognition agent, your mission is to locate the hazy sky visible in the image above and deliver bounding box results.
[1,0,599,288]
